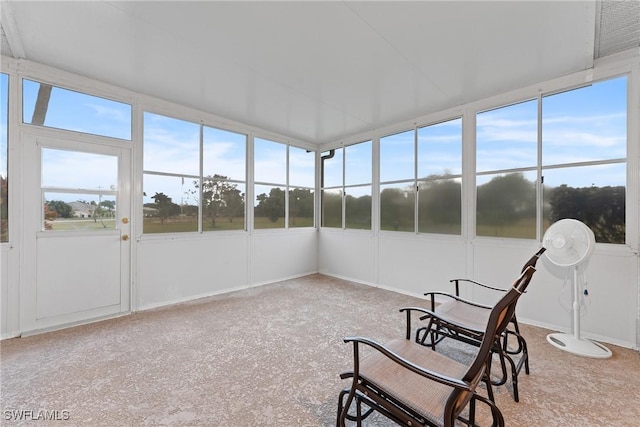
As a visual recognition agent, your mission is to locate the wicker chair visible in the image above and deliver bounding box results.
[337,266,536,427]
[402,248,546,402]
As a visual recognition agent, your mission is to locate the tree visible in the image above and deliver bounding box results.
[46,200,74,218]
[255,187,285,222]
[477,173,535,226]
[198,175,245,227]
[289,188,313,225]
[151,192,180,224]
[547,184,625,244]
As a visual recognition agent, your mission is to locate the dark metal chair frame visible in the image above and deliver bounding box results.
[401,248,546,402]
[337,266,537,427]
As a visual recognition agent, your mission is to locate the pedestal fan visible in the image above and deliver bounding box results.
[542,219,612,358]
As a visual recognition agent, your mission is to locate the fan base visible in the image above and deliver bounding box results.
[546,333,612,359]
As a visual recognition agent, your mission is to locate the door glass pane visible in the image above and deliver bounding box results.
[41,149,118,231]
[44,192,116,231]
[23,79,132,140]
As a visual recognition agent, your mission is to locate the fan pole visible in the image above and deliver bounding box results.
[546,266,612,358]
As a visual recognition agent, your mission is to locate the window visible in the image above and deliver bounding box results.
[143,113,200,233]
[203,126,246,231]
[254,138,286,229]
[42,149,118,231]
[417,118,462,234]
[379,119,462,234]
[143,113,248,234]
[542,76,627,244]
[1,73,8,241]
[475,76,627,244]
[22,79,131,140]
[476,100,537,239]
[380,130,415,232]
[288,146,315,228]
[321,140,372,230]
[254,138,314,229]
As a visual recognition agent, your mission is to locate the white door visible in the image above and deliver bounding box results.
[22,135,131,331]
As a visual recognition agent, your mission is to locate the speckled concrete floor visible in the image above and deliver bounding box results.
[1,274,639,426]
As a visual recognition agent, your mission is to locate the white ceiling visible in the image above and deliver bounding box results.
[0,1,609,144]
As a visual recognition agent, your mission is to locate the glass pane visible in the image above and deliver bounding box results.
[321,188,342,228]
[543,164,625,244]
[23,79,131,140]
[42,149,117,190]
[418,118,462,178]
[380,183,414,232]
[143,174,199,234]
[1,73,8,242]
[254,184,285,229]
[254,138,286,184]
[201,178,245,232]
[321,148,343,188]
[289,188,314,228]
[345,141,372,186]
[143,112,200,176]
[380,130,414,182]
[289,146,315,188]
[345,186,371,230]
[418,178,461,235]
[476,100,537,172]
[476,172,536,239]
[542,76,627,165]
[44,192,116,231]
[203,126,246,181]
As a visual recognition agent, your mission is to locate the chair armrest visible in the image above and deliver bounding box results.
[400,306,485,337]
[449,278,506,296]
[423,292,493,310]
[343,336,471,391]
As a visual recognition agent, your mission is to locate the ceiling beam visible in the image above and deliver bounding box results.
[0,0,26,59]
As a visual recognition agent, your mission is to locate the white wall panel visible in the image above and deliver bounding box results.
[377,235,467,296]
[0,245,19,338]
[318,231,376,285]
[250,230,318,285]
[137,235,250,310]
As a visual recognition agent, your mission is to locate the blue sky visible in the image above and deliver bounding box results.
[11,74,628,205]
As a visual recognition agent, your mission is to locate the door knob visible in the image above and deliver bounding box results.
[122,235,129,241]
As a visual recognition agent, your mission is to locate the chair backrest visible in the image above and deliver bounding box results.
[445,266,537,419]
[521,247,546,272]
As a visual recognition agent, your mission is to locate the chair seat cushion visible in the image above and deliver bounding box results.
[359,339,472,425]
[435,300,490,332]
